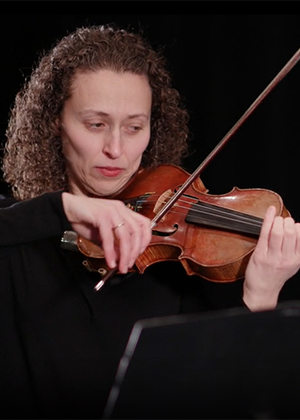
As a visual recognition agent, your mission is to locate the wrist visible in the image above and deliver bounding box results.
[242,283,279,312]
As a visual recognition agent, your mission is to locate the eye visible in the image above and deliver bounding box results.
[86,122,104,130]
[127,125,143,133]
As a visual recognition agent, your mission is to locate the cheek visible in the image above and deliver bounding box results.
[63,130,95,162]
[134,130,150,157]
[129,139,149,167]
[127,135,150,174]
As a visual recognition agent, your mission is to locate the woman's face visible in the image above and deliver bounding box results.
[60,69,152,197]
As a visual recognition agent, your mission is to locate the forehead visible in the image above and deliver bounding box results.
[70,69,152,102]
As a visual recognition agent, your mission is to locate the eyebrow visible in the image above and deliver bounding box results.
[77,110,149,120]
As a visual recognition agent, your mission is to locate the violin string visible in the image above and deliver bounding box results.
[140,195,263,225]
[190,201,262,234]
[136,193,263,229]
[162,205,261,234]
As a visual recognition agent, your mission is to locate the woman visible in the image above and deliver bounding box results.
[1,24,300,418]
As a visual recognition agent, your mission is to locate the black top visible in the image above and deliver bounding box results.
[0,191,298,418]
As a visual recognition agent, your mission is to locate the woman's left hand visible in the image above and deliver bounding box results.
[243,205,300,311]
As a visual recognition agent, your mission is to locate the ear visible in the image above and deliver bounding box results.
[54,116,62,135]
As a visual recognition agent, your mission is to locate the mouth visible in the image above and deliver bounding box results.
[95,167,124,178]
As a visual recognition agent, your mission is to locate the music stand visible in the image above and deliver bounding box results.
[103,301,300,419]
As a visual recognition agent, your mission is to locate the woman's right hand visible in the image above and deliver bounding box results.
[61,192,152,274]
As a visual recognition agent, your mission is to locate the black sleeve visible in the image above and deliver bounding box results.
[0,191,72,246]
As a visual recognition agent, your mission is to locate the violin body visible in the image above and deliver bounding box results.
[77,164,290,283]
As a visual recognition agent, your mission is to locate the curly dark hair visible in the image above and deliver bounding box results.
[2,24,190,200]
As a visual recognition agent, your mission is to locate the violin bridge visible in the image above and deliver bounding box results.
[153,189,174,217]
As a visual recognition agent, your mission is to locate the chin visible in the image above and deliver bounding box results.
[86,185,118,198]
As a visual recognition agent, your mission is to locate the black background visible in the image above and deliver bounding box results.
[1,11,300,221]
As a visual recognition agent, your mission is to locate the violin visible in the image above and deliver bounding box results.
[61,47,300,291]
[72,163,289,283]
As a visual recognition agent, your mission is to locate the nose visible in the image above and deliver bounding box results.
[102,128,123,159]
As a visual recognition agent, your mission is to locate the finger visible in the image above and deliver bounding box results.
[128,217,152,268]
[296,223,300,255]
[116,209,152,264]
[281,217,297,256]
[115,220,146,272]
[255,205,277,253]
[113,222,132,273]
[99,221,119,269]
[130,213,152,251]
[267,215,284,254]
[101,208,128,269]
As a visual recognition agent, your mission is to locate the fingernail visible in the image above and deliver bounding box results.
[109,260,116,269]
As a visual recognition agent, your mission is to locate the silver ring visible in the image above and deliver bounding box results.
[113,222,125,230]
